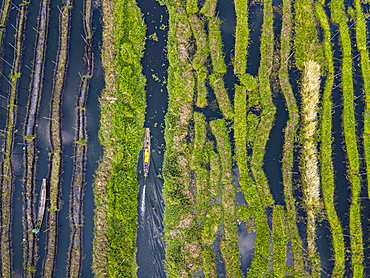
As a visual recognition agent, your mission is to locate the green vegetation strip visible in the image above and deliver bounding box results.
[191,112,217,276]
[234,0,248,75]
[293,0,323,70]
[91,0,116,275]
[0,0,11,68]
[0,1,29,277]
[162,0,242,275]
[43,1,73,277]
[233,1,277,276]
[210,119,242,277]
[234,83,270,276]
[92,0,146,276]
[278,0,305,274]
[162,3,197,276]
[251,0,275,208]
[354,0,370,198]
[67,0,93,276]
[294,1,325,275]
[299,60,321,277]
[272,205,287,277]
[331,0,364,275]
[208,17,226,74]
[0,0,11,28]
[315,2,345,276]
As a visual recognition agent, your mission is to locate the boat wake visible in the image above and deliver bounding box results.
[140,183,146,219]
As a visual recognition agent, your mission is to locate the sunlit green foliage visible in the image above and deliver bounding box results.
[293,0,323,70]
[315,2,345,276]
[354,0,370,199]
[94,0,146,276]
[331,0,364,275]
[234,0,248,75]
[272,205,287,277]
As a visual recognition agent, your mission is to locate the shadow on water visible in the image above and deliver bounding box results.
[136,0,168,276]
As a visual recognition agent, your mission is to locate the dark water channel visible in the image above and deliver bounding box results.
[0,0,103,276]
[136,0,168,277]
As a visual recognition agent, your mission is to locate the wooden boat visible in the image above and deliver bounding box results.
[32,178,47,234]
[143,128,151,178]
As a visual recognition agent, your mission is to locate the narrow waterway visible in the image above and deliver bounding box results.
[136,0,168,276]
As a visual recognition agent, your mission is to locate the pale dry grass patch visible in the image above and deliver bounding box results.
[300,60,322,274]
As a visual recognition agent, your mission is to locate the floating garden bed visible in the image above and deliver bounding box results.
[1,0,370,276]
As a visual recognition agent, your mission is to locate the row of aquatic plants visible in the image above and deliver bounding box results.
[293,0,323,70]
[0,0,11,71]
[236,1,277,275]
[331,0,364,275]
[161,2,201,275]
[293,0,325,275]
[22,0,50,276]
[91,0,116,275]
[160,0,248,276]
[92,0,146,276]
[251,0,275,208]
[354,0,370,199]
[0,1,29,277]
[233,0,248,75]
[89,0,370,276]
[67,0,93,276]
[315,2,345,276]
[210,119,242,277]
[272,205,288,277]
[156,0,370,276]
[43,1,73,277]
[278,0,305,274]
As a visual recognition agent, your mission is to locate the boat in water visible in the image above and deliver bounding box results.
[32,178,47,234]
[143,128,151,178]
